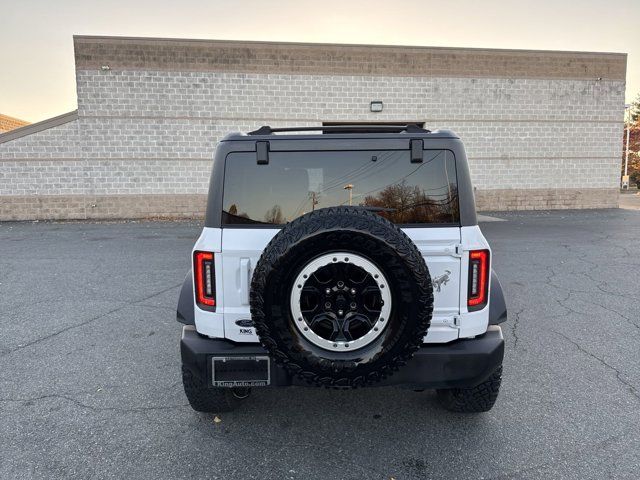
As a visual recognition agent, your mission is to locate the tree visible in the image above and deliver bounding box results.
[630,93,640,123]
[264,205,284,224]
[621,92,640,187]
[362,180,459,223]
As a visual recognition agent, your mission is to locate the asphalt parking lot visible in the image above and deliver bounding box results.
[1,209,639,480]
[620,191,640,210]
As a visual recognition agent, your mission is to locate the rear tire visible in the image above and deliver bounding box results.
[436,366,502,413]
[181,366,245,413]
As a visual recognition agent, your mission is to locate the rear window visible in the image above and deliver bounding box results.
[222,149,459,226]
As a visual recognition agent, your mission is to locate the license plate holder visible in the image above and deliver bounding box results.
[211,356,270,387]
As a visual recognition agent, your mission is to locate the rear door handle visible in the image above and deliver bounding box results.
[240,258,252,305]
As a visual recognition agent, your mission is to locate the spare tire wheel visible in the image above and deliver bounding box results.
[250,207,434,388]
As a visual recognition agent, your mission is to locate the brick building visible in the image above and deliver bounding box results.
[0,36,627,220]
[0,114,29,133]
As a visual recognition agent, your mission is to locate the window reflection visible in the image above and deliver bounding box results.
[222,149,459,226]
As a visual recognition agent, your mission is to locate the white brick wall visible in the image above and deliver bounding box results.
[76,71,623,123]
[0,68,625,212]
[0,158,211,196]
[0,121,80,159]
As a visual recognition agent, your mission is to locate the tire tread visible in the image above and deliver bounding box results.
[250,206,434,389]
[436,366,502,413]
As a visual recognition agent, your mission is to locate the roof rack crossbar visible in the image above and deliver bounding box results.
[247,124,430,135]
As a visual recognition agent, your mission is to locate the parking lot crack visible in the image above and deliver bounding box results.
[553,290,576,315]
[487,426,636,480]
[553,330,640,402]
[0,303,130,358]
[510,308,524,350]
[579,297,640,331]
[0,282,182,358]
[127,282,183,305]
[0,392,189,413]
[578,270,640,302]
[554,286,640,332]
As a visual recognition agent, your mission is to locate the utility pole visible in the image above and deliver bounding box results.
[623,104,631,189]
[343,184,354,206]
[625,105,631,176]
[310,191,319,211]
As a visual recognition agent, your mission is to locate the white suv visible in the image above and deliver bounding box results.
[177,125,507,413]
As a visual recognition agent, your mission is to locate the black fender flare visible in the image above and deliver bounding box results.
[489,270,507,325]
[177,270,195,325]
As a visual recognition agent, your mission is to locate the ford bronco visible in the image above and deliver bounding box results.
[177,124,507,413]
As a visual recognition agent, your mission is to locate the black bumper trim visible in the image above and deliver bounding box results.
[180,325,504,389]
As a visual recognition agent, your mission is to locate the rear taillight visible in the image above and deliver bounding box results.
[467,249,489,311]
[194,251,215,307]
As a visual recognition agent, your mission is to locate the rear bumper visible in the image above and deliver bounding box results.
[180,325,504,389]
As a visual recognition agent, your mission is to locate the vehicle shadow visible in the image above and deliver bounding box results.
[188,385,506,479]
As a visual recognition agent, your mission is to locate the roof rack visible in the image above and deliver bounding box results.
[247,124,430,135]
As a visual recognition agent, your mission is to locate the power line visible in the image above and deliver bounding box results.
[342,151,445,204]
[290,150,401,216]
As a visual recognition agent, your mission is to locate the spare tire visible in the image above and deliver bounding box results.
[250,206,433,388]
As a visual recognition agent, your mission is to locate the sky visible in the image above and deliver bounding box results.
[0,0,638,123]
